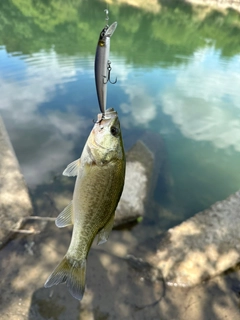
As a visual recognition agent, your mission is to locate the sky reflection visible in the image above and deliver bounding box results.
[0,48,90,186]
[161,47,240,151]
[1,37,240,217]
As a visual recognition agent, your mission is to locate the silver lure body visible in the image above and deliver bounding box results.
[94,22,117,114]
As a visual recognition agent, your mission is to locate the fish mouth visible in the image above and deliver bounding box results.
[96,108,117,123]
[102,108,117,119]
[90,108,119,150]
[105,108,115,114]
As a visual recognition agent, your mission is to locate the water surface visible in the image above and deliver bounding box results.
[1,0,240,225]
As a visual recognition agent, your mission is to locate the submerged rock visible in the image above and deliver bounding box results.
[115,132,165,227]
[0,116,32,247]
[148,190,240,286]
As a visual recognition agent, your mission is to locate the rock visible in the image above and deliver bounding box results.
[115,131,165,227]
[0,219,165,320]
[148,190,240,287]
[1,218,239,320]
[0,116,32,247]
[1,184,240,320]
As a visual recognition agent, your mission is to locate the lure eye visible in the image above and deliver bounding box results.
[110,126,119,137]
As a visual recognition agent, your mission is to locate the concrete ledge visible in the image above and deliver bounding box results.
[0,116,32,247]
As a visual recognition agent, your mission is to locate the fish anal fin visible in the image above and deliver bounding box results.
[55,201,73,228]
[63,159,80,177]
[44,256,86,301]
[97,213,115,245]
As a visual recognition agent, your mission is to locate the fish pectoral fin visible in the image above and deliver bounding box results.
[97,213,115,245]
[44,256,86,301]
[55,201,73,228]
[63,159,80,177]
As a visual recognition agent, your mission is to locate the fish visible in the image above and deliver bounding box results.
[44,108,126,300]
[94,22,117,114]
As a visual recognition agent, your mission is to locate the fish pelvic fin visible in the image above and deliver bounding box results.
[44,256,87,301]
[55,200,73,228]
[97,213,115,245]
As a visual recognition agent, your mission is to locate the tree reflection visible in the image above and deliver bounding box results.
[0,0,239,64]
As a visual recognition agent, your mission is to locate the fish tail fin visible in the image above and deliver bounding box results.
[44,256,87,301]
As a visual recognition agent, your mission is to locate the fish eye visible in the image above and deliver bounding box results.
[110,126,119,137]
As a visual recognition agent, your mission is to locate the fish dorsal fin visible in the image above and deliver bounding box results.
[63,159,80,177]
[55,201,73,228]
[97,213,115,245]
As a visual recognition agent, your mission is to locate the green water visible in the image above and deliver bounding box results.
[1,0,240,224]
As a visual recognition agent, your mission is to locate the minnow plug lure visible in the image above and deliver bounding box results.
[94,15,117,114]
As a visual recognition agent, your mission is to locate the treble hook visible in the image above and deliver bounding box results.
[103,61,117,84]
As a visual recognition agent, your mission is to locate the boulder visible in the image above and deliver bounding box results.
[115,131,165,227]
[0,200,240,320]
[0,116,32,247]
[147,190,240,286]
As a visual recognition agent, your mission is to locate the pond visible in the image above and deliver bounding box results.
[1,0,240,225]
[1,0,240,317]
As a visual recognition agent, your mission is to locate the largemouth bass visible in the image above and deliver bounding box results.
[95,22,117,114]
[44,108,125,300]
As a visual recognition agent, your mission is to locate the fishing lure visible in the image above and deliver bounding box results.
[94,17,117,115]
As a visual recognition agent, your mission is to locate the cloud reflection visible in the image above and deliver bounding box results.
[0,49,90,186]
[118,47,240,153]
[120,84,157,128]
[159,49,240,151]
[161,48,240,151]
